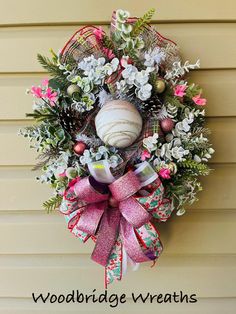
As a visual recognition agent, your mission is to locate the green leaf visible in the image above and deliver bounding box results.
[37,53,67,88]
[49,78,64,90]
[131,8,155,37]
[179,160,210,176]
[43,194,63,213]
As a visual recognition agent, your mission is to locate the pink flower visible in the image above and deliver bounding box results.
[174,85,187,97]
[102,48,115,60]
[141,150,151,161]
[93,27,104,41]
[192,94,207,106]
[31,86,43,98]
[42,78,49,86]
[43,87,58,105]
[159,168,171,179]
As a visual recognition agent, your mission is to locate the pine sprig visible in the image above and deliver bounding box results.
[26,110,56,122]
[165,95,184,109]
[37,54,67,87]
[37,54,61,76]
[102,35,115,51]
[131,8,155,37]
[32,159,49,171]
[43,195,63,213]
[179,160,210,176]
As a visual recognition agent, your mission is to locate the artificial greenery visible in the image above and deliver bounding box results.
[20,7,214,216]
[43,194,63,213]
[131,8,155,37]
[37,53,67,88]
[179,160,210,176]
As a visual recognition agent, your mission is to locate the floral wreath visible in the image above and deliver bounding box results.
[20,9,214,285]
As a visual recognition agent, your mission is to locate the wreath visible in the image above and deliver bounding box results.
[20,8,214,285]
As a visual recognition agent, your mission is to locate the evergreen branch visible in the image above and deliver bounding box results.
[101,35,120,57]
[43,195,63,213]
[179,160,210,175]
[26,112,55,122]
[165,95,184,109]
[37,54,62,76]
[102,35,114,51]
[32,159,49,171]
[131,8,155,37]
[186,84,202,99]
[37,54,68,87]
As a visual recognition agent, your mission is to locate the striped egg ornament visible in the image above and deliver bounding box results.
[95,100,143,148]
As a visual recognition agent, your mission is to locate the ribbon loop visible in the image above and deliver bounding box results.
[77,202,107,235]
[74,177,109,203]
[119,197,150,228]
[120,218,150,263]
[109,171,141,202]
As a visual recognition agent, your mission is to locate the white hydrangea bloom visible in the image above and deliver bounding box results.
[80,149,93,165]
[136,83,152,101]
[160,143,172,160]
[77,55,119,86]
[171,146,189,161]
[173,112,194,137]
[134,70,149,87]
[144,47,166,69]
[143,133,159,152]
[122,64,138,85]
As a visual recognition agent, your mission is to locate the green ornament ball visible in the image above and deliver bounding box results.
[67,84,80,97]
[155,79,166,94]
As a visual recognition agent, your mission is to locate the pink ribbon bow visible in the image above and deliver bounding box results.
[64,171,159,265]
[61,169,173,285]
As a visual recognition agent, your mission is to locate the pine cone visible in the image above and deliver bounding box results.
[58,105,84,136]
[142,94,163,115]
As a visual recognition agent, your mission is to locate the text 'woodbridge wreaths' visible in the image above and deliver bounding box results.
[20,8,214,285]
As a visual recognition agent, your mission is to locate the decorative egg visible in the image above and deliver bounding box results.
[95,100,143,148]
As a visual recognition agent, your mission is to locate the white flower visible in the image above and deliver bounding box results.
[171,146,189,161]
[80,149,92,165]
[143,133,159,152]
[122,64,138,85]
[136,83,152,101]
[208,147,215,154]
[173,117,193,136]
[95,146,109,160]
[172,138,182,147]
[109,155,122,168]
[181,120,191,132]
[134,70,149,87]
[103,58,119,76]
[144,47,165,68]
[116,79,127,91]
[160,143,173,160]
